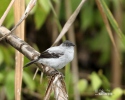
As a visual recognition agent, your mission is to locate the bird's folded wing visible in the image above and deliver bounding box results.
[39,47,64,58]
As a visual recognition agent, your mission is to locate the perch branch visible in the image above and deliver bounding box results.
[0,26,53,74]
[0,26,68,100]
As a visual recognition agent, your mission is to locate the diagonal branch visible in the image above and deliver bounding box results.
[0,26,46,73]
[0,26,68,99]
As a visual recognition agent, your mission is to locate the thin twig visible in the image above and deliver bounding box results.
[40,72,43,84]
[33,68,39,80]
[52,0,86,46]
[0,0,37,41]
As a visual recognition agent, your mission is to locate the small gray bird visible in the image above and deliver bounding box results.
[24,40,75,69]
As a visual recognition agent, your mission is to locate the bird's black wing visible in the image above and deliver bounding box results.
[39,50,64,58]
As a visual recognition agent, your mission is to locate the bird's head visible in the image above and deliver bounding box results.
[60,40,75,48]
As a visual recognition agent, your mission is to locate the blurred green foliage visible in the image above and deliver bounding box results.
[34,0,51,29]
[0,0,125,100]
[0,0,14,28]
[5,71,15,100]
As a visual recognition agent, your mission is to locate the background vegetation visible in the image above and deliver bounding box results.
[0,0,125,100]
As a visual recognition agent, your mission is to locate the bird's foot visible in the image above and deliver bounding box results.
[51,69,64,77]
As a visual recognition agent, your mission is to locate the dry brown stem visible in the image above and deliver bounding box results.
[0,26,68,100]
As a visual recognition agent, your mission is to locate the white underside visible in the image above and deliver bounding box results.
[38,46,74,69]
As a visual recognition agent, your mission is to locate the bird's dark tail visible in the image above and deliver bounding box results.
[24,59,39,67]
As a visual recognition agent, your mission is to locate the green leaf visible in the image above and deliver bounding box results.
[5,71,15,100]
[71,0,82,11]
[39,0,50,13]
[112,88,123,99]
[34,0,51,29]
[0,0,14,28]
[4,9,14,28]
[0,0,10,17]
[77,79,88,93]
[100,74,110,89]
[81,6,94,30]
[34,6,48,29]
[23,71,35,91]
[100,0,125,46]
[90,72,102,90]
[111,88,123,100]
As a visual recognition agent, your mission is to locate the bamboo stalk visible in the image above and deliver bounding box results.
[13,0,25,99]
[64,0,80,100]
[111,0,122,91]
